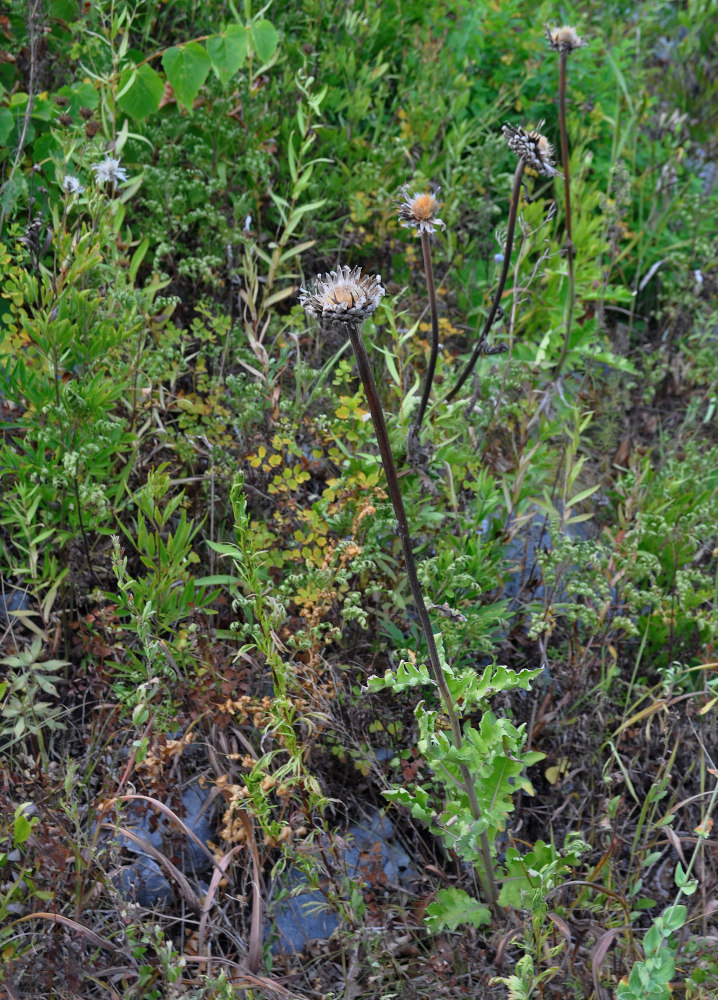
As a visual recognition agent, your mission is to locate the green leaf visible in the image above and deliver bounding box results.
[250,18,279,63]
[662,904,686,933]
[207,25,248,86]
[424,888,491,933]
[162,42,211,111]
[129,237,149,283]
[674,862,698,894]
[367,658,431,692]
[206,540,244,558]
[643,923,663,955]
[14,813,32,844]
[0,171,27,217]
[48,0,78,19]
[117,64,164,121]
[0,108,15,146]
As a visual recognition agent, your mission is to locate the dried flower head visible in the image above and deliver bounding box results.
[502,122,557,177]
[300,265,384,328]
[62,175,85,196]
[79,106,94,120]
[396,185,446,236]
[85,119,101,138]
[57,112,73,127]
[545,25,584,54]
[92,155,128,188]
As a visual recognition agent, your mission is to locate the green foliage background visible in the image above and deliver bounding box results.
[1,0,718,997]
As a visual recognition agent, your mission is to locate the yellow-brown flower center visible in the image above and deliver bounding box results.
[329,285,355,306]
[411,194,437,220]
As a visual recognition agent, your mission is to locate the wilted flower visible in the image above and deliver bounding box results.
[62,175,85,196]
[92,155,128,188]
[300,265,384,328]
[502,122,557,177]
[545,25,584,54]
[78,106,94,120]
[85,119,101,139]
[397,185,446,236]
[57,112,73,127]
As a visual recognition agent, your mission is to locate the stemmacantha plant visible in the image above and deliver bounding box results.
[300,265,546,924]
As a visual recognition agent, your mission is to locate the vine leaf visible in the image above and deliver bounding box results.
[207,25,248,86]
[162,42,211,111]
[116,64,165,120]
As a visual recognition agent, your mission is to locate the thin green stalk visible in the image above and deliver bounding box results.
[443,160,524,405]
[346,321,499,911]
[411,230,439,439]
[553,50,577,377]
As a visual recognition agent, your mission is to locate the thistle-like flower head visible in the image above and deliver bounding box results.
[545,25,585,54]
[300,266,385,328]
[396,185,446,236]
[62,175,85,196]
[92,155,128,188]
[502,122,557,177]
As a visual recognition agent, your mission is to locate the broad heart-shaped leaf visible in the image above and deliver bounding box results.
[116,64,164,121]
[207,24,248,86]
[162,42,211,111]
[250,18,279,63]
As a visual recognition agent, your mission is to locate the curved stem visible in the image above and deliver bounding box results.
[443,160,525,405]
[553,50,576,377]
[346,321,498,910]
[411,230,439,438]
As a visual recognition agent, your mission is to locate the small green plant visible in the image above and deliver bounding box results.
[205,476,328,838]
[0,637,70,753]
[0,801,42,958]
[370,646,543,924]
[617,757,718,999]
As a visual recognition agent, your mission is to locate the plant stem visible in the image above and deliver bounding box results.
[443,160,525,404]
[553,50,576,378]
[346,321,499,910]
[411,230,439,440]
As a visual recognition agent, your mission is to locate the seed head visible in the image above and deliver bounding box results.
[545,25,584,54]
[300,265,385,328]
[397,185,446,236]
[62,175,85,196]
[502,122,557,177]
[92,155,128,188]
